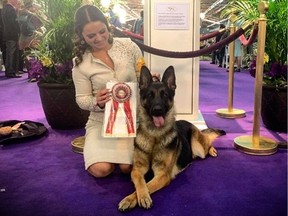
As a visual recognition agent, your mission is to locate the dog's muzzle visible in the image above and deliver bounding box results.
[151,105,165,128]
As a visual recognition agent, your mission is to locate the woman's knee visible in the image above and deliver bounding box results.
[119,164,132,174]
[88,163,115,178]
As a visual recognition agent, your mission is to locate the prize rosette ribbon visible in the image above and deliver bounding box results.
[104,82,136,137]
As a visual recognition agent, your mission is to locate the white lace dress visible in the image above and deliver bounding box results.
[72,38,143,169]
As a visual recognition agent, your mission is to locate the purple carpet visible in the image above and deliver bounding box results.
[0,61,287,216]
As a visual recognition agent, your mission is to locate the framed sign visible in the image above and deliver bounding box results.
[155,3,190,30]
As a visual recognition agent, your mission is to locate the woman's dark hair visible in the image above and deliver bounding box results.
[73,5,112,66]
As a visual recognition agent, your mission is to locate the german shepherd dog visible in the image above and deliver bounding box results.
[118,66,225,211]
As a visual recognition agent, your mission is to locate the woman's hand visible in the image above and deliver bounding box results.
[96,88,111,109]
[151,72,161,82]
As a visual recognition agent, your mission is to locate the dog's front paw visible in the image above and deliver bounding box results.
[209,146,218,157]
[137,192,153,209]
[118,193,137,212]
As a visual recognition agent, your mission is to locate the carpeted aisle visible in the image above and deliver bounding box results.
[0,61,287,216]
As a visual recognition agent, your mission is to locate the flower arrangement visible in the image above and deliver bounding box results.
[27,48,73,84]
[249,52,287,89]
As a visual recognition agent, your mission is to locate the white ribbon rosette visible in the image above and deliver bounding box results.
[103,82,137,138]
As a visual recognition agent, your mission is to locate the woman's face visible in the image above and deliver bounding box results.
[82,21,110,51]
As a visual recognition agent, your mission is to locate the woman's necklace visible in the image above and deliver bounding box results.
[92,50,114,69]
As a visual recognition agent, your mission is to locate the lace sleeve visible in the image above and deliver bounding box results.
[131,41,144,79]
[76,95,104,112]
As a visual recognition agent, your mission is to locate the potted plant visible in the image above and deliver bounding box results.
[221,0,287,132]
[27,0,87,129]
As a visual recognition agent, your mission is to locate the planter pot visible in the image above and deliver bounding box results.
[38,82,89,129]
[261,85,287,132]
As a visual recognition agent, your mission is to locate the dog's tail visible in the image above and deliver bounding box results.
[192,128,226,159]
[201,128,226,148]
[201,128,226,138]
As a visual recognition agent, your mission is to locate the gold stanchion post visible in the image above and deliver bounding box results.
[234,0,277,155]
[216,14,246,118]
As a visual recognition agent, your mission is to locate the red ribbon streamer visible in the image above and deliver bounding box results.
[105,100,119,135]
[123,100,135,134]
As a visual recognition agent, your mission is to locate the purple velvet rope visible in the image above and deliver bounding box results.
[132,28,246,58]
[200,30,223,41]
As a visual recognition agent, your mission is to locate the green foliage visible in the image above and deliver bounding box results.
[222,0,287,64]
[221,0,287,88]
[41,0,82,64]
[221,0,259,30]
[265,0,288,64]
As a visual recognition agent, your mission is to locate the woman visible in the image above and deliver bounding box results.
[72,5,143,178]
[234,37,242,72]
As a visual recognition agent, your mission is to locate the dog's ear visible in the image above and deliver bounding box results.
[162,66,176,90]
[139,65,153,90]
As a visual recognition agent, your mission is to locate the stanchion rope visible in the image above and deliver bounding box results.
[200,29,226,41]
[115,27,144,41]
[113,24,253,58]
[114,27,226,42]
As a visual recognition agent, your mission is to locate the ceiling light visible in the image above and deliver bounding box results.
[101,0,111,8]
[200,13,206,19]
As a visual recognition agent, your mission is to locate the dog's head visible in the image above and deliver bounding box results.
[139,65,176,128]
